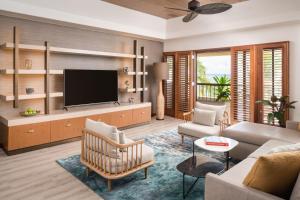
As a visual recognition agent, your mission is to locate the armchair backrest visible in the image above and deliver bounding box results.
[195,102,227,125]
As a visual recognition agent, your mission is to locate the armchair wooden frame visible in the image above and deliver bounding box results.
[180,110,230,143]
[80,128,154,191]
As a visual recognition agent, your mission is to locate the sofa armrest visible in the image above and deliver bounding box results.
[205,173,283,200]
[286,120,300,131]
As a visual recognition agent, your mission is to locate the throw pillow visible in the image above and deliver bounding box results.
[192,108,216,127]
[85,118,119,157]
[118,131,127,152]
[290,173,300,200]
[243,151,300,199]
[195,102,226,125]
[268,143,300,154]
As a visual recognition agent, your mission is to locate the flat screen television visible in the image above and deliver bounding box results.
[64,69,118,107]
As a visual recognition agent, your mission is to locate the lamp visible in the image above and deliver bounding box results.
[153,62,169,120]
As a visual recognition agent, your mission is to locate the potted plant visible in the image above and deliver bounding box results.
[256,96,297,127]
[213,75,231,102]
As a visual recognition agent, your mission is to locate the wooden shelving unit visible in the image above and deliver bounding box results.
[0,26,149,115]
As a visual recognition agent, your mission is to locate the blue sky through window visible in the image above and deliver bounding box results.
[197,54,231,82]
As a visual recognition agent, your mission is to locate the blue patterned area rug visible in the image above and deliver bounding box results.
[57,129,235,200]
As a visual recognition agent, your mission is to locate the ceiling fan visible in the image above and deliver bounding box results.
[165,0,232,22]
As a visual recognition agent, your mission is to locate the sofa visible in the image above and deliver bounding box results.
[205,121,300,200]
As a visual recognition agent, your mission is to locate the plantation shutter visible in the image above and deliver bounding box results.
[256,42,289,124]
[231,46,255,123]
[163,53,175,116]
[175,52,194,119]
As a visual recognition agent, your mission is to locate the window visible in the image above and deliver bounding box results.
[196,51,231,102]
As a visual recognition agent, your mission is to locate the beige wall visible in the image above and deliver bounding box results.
[0,15,163,115]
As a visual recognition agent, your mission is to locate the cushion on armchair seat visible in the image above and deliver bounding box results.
[193,108,216,126]
[195,102,226,125]
[178,122,220,138]
[91,138,154,174]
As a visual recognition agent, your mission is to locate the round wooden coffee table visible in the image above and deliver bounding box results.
[194,136,239,170]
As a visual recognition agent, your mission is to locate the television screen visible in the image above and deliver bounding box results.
[64,69,118,107]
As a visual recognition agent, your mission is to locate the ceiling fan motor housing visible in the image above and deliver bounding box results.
[188,0,200,11]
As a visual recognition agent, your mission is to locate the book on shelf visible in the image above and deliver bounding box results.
[205,136,229,146]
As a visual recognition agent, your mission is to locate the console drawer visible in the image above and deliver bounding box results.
[133,107,151,124]
[8,122,51,150]
[110,110,133,127]
[51,117,85,142]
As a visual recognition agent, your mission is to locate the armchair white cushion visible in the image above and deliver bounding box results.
[196,102,226,125]
[193,109,216,126]
[178,122,220,138]
[85,119,119,158]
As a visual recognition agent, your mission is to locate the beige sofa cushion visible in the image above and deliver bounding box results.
[248,139,292,159]
[222,122,300,146]
[193,108,216,126]
[290,173,300,200]
[94,138,154,174]
[195,102,226,125]
[268,143,300,154]
[178,122,220,138]
[85,119,119,158]
[243,152,300,199]
[221,157,257,184]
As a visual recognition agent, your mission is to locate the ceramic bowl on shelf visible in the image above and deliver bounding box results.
[25,88,34,94]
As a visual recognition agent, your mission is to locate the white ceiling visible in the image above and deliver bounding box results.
[1,0,300,40]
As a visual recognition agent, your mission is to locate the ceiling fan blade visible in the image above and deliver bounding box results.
[195,3,232,14]
[165,7,190,12]
[183,12,198,22]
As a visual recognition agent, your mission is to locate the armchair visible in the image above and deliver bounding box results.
[178,102,230,143]
[81,123,154,191]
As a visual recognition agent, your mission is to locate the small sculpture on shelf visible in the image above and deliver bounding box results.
[123,67,129,73]
[24,59,32,69]
[125,80,130,89]
[129,97,135,104]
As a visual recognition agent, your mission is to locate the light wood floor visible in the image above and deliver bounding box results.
[0,116,182,200]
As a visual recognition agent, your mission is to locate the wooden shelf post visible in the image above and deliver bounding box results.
[133,40,138,93]
[45,41,50,114]
[13,26,20,108]
[141,46,145,102]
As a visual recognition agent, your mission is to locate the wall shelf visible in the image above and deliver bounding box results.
[0,92,63,101]
[119,88,148,93]
[0,42,46,51]
[0,69,63,75]
[120,71,148,76]
[0,42,148,59]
